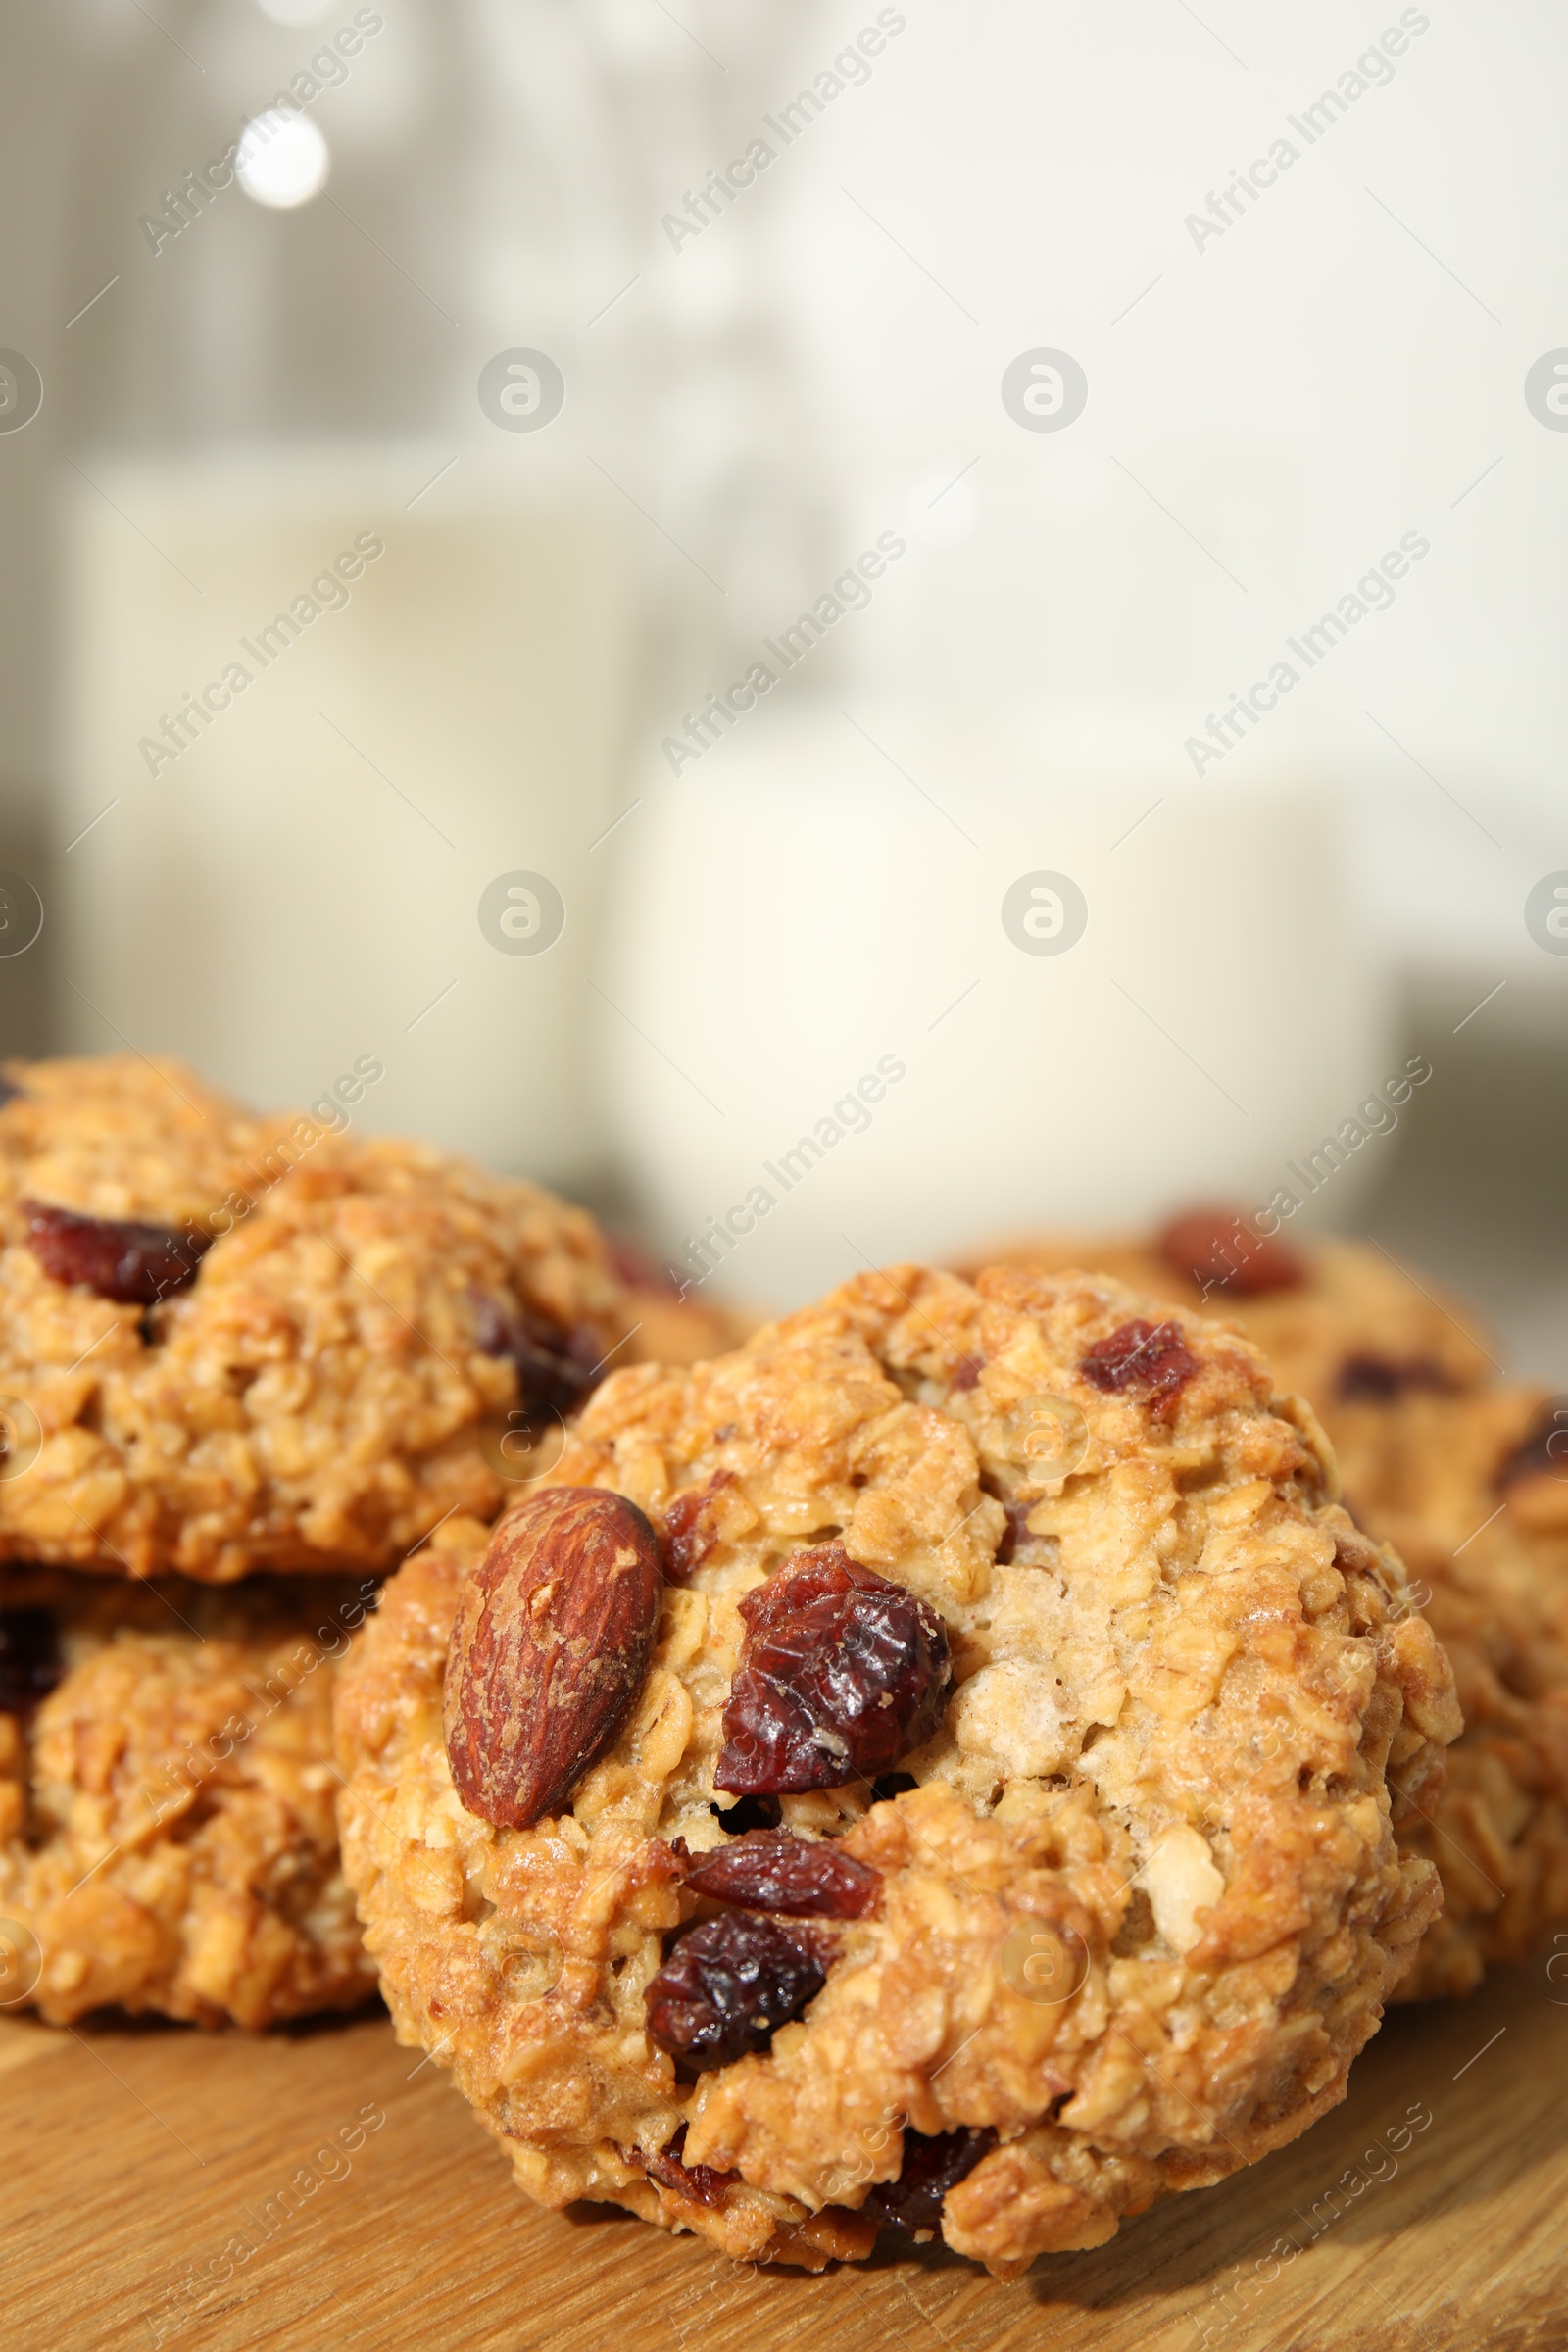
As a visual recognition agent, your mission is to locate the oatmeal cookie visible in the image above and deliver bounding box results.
[0,1054,729,1579]
[335,1264,1456,2279]
[954,1209,1494,1416]
[0,1564,378,2026]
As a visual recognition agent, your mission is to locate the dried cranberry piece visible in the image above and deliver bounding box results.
[23,1200,212,1305]
[0,1606,62,1713]
[1158,1208,1305,1299]
[640,2123,739,2208]
[681,1829,880,1919]
[862,2126,997,2235]
[662,1472,734,1583]
[471,1296,602,1433]
[714,1544,952,1795]
[1337,1353,1452,1402]
[951,1353,983,1393]
[1496,1399,1568,1489]
[1079,1318,1200,1421]
[645,1912,827,2070]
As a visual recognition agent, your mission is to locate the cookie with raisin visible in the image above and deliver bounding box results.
[334,1264,1455,2278]
[954,1209,1494,1417]
[0,1054,730,1579]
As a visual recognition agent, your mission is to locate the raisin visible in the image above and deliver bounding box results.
[0,1606,62,1713]
[471,1296,602,1434]
[714,1544,952,1796]
[1496,1400,1568,1489]
[662,1471,734,1583]
[1080,1318,1199,1421]
[640,2123,738,2207]
[0,1074,22,1108]
[681,1830,880,1919]
[1337,1353,1452,1402]
[23,1200,212,1306]
[1158,1208,1305,1299]
[645,1912,827,2070]
[862,2126,997,2235]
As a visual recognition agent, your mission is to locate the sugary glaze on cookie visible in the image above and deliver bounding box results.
[335,1265,1456,2278]
[0,1055,731,1579]
[0,1567,377,2026]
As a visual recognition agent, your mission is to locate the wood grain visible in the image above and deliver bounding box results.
[3,1956,1564,2352]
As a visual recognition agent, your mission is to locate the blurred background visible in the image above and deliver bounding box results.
[1,0,1566,1363]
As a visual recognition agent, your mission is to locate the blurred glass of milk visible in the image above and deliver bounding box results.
[45,0,838,1184]
[43,0,696,1188]
[597,699,1396,1307]
[55,443,633,1186]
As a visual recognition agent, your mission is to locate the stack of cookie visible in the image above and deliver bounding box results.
[0,1054,729,2028]
[958,1208,1568,2000]
[6,1069,1545,2283]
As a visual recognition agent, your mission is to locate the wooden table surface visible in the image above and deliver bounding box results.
[4,1952,1564,2352]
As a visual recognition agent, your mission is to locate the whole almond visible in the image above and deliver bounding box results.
[443,1485,662,1830]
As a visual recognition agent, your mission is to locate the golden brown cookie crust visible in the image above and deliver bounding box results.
[956,1226,1494,1412]
[1391,1528,1568,2000]
[0,1055,729,1580]
[1351,1390,1568,2001]
[335,1265,1455,2278]
[0,1565,379,2027]
[965,1221,1568,2004]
